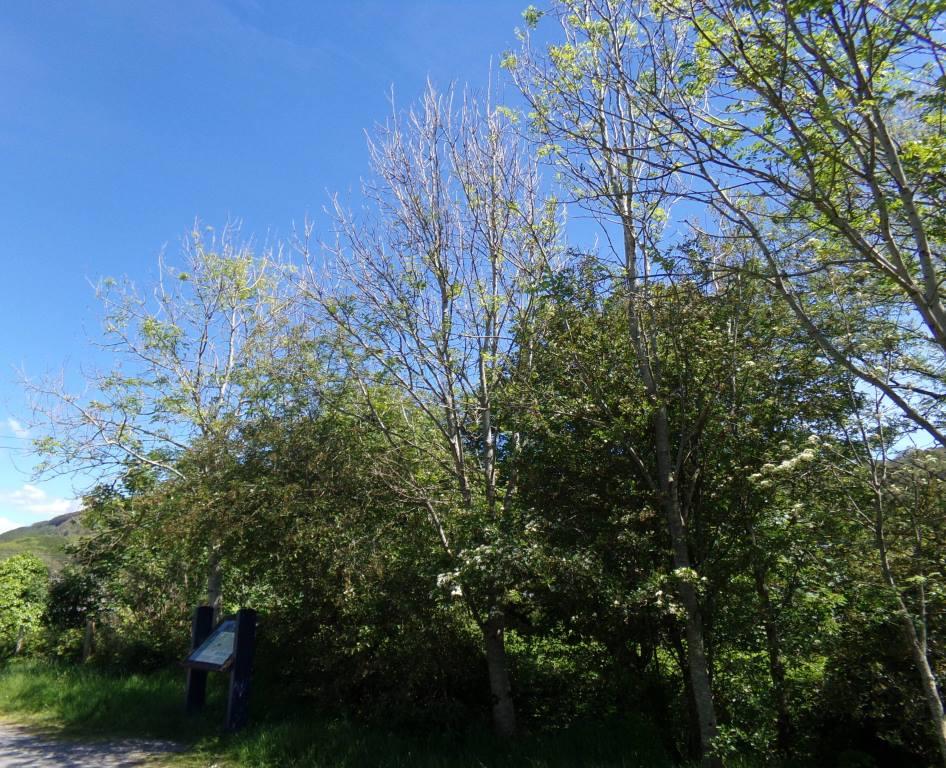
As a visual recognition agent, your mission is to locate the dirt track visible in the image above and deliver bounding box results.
[0,723,184,767]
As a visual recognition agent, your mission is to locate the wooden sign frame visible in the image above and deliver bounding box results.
[184,606,257,731]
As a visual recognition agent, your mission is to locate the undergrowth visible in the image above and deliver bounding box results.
[0,660,675,767]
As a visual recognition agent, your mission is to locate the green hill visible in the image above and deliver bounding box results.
[0,512,85,572]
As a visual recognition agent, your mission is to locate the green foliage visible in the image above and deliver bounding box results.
[0,554,49,658]
[11,2,946,764]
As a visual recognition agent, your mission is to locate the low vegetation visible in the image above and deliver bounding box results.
[0,661,672,768]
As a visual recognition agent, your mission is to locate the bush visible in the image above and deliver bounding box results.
[0,554,48,657]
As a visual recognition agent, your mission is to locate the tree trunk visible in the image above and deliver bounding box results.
[753,565,792,753]
[678,582,719,767]
[670,630,703,763]
[898,607,946,767]
[82,618,95,663]
[874,490,946,767]
[654,408,719,766]
[619,209,718,762]
[483,611,517,738]
[207,547,223,623]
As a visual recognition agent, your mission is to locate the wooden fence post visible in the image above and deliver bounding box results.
[185,605,214,714]
[225,608,257,732]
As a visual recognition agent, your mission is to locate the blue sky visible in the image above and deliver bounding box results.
[0,0,529,532]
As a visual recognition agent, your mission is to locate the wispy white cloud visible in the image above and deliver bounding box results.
[0,484,79,518]
[130,0,324,73]
[0,517,19,535]
[6,418,29,439]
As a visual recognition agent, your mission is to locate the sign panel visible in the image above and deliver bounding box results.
[185,619,236,670]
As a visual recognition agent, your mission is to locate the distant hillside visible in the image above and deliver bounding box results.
[0,511,85,572]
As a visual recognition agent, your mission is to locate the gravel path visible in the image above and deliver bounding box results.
[0,723,185,767]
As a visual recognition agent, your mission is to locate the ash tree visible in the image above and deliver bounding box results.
[811,383,946,764]
[25,224,294,617]
[507,3,724,760]
[508,0,946,760]
[618,0,946,758]
[301,84,561,737]
[654,0,946,446]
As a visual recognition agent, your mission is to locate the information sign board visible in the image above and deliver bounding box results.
[183,607,257,730]
[184,619,236,670]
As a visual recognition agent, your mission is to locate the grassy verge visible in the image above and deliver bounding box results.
[0,660,675,767]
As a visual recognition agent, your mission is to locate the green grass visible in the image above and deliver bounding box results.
[0,659,220,740]
[220,717,674,768]
[0,660,676,767]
